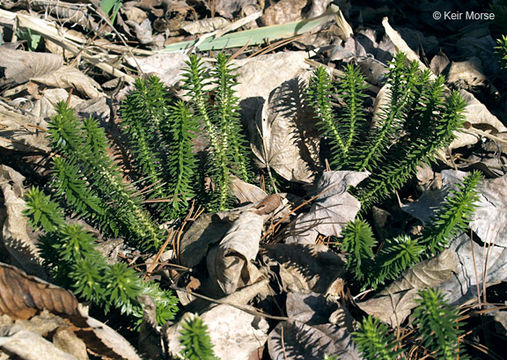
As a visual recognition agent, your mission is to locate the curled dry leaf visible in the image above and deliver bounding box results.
[447,57,487,88]
[0,263,142,360]
[450,89,507,150]
[286,171,369,244]
[357,249,458,327]
[261,244,346,294]
[0,104,49,153]
[31,66,102,99]
[246,63,320,184]
[403,170,507,246]
[0,165,46,275]
[268,292,360,360]
[230,176,267,204]
[179,213,231,268]
[0,262,81,321]
[165,305,269,360]
[382,17,430,74]
[207,210,266,295]
[32,88,84,119]
[0,48,63,87]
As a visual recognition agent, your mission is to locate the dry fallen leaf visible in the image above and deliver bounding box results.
[262,243,346,294]
[357,249,458,327]
[447,57,487,88]
[165,306,269,360]
[207,210,266,295]
[440,233,507,305]
[0,104,50,152]
[260,0,307,26]
[205,0,257,19]
[0,263,142,360]
[250,72,320,184]
[267,292,360,360]
[31,65,102,99]
[0,327,78,360]
[286,171,369,244]
[0,165,46,275]
[0,47,63,87]
[449,89,507,150]
[126,53,188,88]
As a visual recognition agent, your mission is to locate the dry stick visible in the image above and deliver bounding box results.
[483,224,500,305]
[145,229,174,280]
[261,189,326,241]
[281,325,288,360]
[169,284,289,321]
[470,228,482,308]
[247,34,304,59]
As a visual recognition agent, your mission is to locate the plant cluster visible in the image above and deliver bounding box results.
[182,53,251,210]
[22,52,253,327]
[308,52,466,210]
[353,288,468,360]
[23,187,178,324]
[495,35,507,70]
[179,316,217,360]
[339,171,481,289]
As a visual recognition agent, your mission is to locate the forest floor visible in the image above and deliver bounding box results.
[0,1,506,360]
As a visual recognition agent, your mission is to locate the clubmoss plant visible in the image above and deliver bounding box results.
[353,315,402,360]
[24,187,178,324]
[307,52,466,211]
[352,288,468,360]
[495,35,507,70]
[48,102,162,250]
[183,53,251,211]
[179,316,217,360]
[413,288,469,360]
[337,171,482,290]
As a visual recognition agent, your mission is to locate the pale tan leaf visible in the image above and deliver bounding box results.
[0,48,63,86]
[31,66,102,99]
[286,171,369,244]
[357,249,458,326]
[165,306,269,360]
[0,165,46,275]
[207,211,266,294]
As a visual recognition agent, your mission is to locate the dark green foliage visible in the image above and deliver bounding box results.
[120,76,173,218]
[343,172,481,290]
[353,289,469,360]
[182,53,251,211]
[308,53,466,211]
[352,315,401,360]
[371,235,424,288]
[23,187,65,232]
[166,100,199,218]
[495,35,507,70]
[307,64,368,168]
[339,219,376,280]
[413,288,469,360]
[47,102,161,250]
[420,171,482,254]
[24,187,178,325]
[356,71,465,210]
[356,53,419,172]
[212,53,251,182]
[179,316,216,360]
